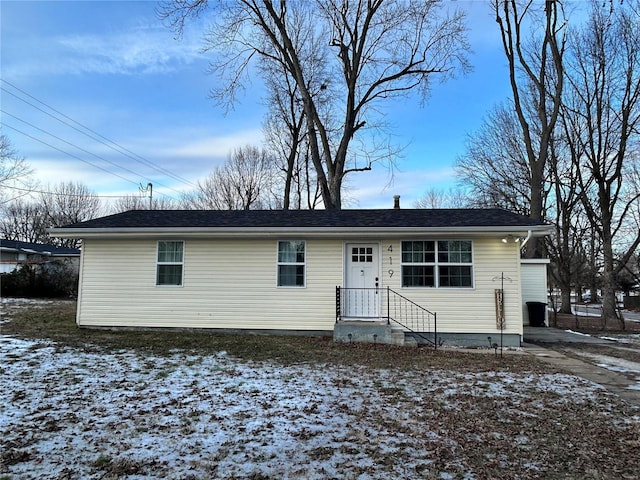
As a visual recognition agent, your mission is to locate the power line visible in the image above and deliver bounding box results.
[1,109,184,198]
[2,184,138,199]
[0,79,200,189]
[1,79,199,188]
[3,110,151,183]
[2,123,177,202]
[2,123,143,187]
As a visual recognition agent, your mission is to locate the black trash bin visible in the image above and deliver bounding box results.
[526,301,547,327]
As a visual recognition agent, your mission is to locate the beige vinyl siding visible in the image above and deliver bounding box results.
[78,235,523,336]
[379,238,523,336]
[78,238,343,330]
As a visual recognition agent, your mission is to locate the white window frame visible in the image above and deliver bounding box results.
[156,240,184,287]
[276,240,306,288]
[401,240,473,288]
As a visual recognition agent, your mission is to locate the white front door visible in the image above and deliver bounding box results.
[344,243,380,319]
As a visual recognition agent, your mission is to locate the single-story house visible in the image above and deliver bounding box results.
[0,239,81,274]
[51,207,552,347]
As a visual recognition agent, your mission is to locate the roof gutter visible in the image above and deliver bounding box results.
[50,225,553,239]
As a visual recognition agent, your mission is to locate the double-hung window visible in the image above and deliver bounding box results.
[277,240,305,287]
[401,240,473,288]
[156,240,184,286]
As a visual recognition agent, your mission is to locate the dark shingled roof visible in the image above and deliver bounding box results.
[0,239,80,255]
[59,208,545,230]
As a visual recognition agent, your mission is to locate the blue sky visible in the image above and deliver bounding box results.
[1,0,516,208]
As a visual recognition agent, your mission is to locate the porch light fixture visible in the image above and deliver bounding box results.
[501,235,521,244]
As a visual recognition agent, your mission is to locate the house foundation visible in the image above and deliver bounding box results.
[333,321,405,346]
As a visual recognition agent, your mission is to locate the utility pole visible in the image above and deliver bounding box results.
[139,182,153,209]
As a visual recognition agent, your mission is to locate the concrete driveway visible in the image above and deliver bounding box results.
[522,326,640,406]
[523,326,616,344]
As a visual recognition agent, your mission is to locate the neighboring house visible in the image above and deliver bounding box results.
[51,206,551,347]
[0,239,81,274]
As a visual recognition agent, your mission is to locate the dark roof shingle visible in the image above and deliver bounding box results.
[58,208,545,230]
[0,239,80,255]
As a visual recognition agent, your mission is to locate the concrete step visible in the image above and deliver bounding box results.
[404,335,418,347]
[334,322,426,347]
[391,329,405,346]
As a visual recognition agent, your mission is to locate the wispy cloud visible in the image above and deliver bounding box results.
[163,129,265,160]
[6,23,204,78]
[57,24,203,75]
[29,127,264,191]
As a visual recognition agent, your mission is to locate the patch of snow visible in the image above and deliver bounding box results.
[599,336,632,343]
[570,306,603,318]
[1,297,56,305]
[564,329,592,337]
[596,363,638,374]
[0,334,631,479]
[566,349,640,392]
[573,352,640,375]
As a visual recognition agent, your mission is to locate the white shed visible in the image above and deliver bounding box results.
[521,259,550,326]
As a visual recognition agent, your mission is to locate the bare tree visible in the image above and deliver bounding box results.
[616,251,640,297]
[114,194,150,212]
[40,182,102,247]
[545,133,590,313]
[182,145,274,210]
[414,187,470,209]
[457,92,593,317]
[112,194,178,212]
[562,0,640,325]
[2,182,101,247]
[159,0,470,209]
[262,71,322,210]
[0,199,48,243]
[0,133,35,202]
[493,0,566,256]
[456,102,536,215]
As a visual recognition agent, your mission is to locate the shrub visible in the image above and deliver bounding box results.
[0,261,78,298]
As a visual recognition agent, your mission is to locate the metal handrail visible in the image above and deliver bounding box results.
[336,286,438,347]
[386,287,437,347]
[387,287,436,316]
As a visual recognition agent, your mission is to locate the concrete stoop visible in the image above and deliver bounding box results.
[334,321,410,346]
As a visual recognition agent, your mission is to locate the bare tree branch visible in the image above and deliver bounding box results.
[159,0,470,208]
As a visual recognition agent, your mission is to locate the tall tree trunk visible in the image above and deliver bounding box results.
[560,288,572,315]
[495,0,565,257]
[525,164,545,258]
[601,237,619,328]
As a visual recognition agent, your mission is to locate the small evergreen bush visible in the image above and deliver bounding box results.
[0,261,78,298]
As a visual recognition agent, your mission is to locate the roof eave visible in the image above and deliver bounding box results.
[50,225,552,239]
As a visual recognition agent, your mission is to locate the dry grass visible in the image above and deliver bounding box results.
[2,301,640,479]
[2,300,555,373]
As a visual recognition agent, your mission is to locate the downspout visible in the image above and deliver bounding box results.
[519,230,533,252]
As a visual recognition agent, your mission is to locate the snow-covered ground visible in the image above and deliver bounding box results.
[2,334,638,480]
